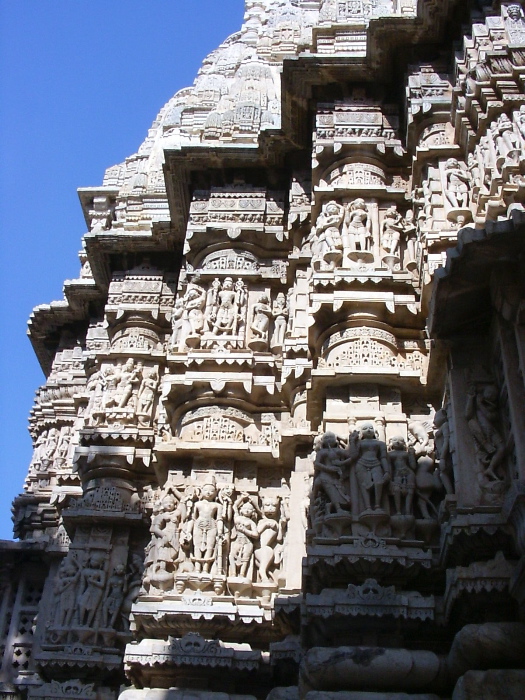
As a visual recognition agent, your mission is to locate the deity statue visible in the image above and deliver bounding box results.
[189,476,223,573]
[310,200,344,269]
[145,494,182,589]
[381,205,403,256]
[250,294,272,348]
[101,564,126,629]
[230,494,259,579]
[137,367,159,417]
[433,408,454,494]
[179,278,207,350]
[387,436,417,516]
[78,552,106,628]
[348,423,390,513]
[444,158,471,209]
[53,557,81,629]
[213,277,238,335]
[270,292,288,351]
[491,113,520,164]
[343,198,373,262]
[505,3,525,43]
[465,383,506,481]
[255,496,285,583]
[312,432,351,515]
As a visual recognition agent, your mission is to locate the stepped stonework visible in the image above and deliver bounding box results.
[3,1,525,699]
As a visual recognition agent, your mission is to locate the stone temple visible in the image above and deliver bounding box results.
[3,1,525,698]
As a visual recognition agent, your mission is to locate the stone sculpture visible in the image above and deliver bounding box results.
[343,198,373,262]
[348,423,390,513]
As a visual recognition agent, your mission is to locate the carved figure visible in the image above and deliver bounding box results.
[415,456,440,519]
[250,294,272,343]
[348,423,390,512]
[230,494,259,579]
[190,476,223,573]
[204,277,222,331]
[407,420,432,458]
[433,408,454,494]
[381,205,403,256]
[505,3,525,43]
[444,158,470,209]
[114,359,142,409]
[137,367,159,416]
[465,384,506,481]
[255,496,285,583]
[343,198,372,259]
[492,113,520,163]
[311,200,344,268]
[145,495,181,587]
[515,105,525,140]
[180,279,207,349]
[388,436,417,515]
[312,432,351,515]
[170,297,184,349]
[270,292,288,350]
[78,552,106,628]
[213,277,237,335]
[53,558,81,629]
[101,564,126,628]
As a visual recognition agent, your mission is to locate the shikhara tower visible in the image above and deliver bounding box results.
[2,1,525,698]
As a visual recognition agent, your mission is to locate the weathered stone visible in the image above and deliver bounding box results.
[3,1,525,698]
[451,669,525,700]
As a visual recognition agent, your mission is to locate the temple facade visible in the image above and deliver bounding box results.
[2,1,525,698]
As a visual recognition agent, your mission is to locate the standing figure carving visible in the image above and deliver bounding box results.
[310,200,344,270]
[255,496,285,583]
[433,408,454,494]
[230,494,259,579]
[381,205,403,257]
[312,432,351,516]
[444,158,470,209]
[53,557,81,630]
[343,198,373,262]
[249,294,272,349]
[270,292,288,351]
[387,436,417,516]
[78,552,106,628]
[189,476,223,574]
[465,384,506,481]
[179,278,207,350]
[348,423,390,513]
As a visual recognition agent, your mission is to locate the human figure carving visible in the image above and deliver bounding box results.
[343,198,372,257]
[137,367,159,416]
[387,436,417,515]
[179,278,206,349]
[433,408,454,494]
[310,200,344,268]
[78,552,106,628]
[381,205,403,256]
[101,564,126,629]
[230,494,259,579]
[465,384,506,481]
[312,432,351,515]
[190,477,223,573]
[348,423,391,512]
[213,277,237,335]
[145,495,181,587]
[505,3,525,43]
[444,158,470,209]
[250,294,272,344]
[270,292,288,350]
[53,557,81,629]
[255,496,284,583]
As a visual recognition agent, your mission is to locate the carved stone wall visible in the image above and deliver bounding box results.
[3,2,525,700]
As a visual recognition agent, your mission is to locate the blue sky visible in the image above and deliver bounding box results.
[0,0,245,539]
